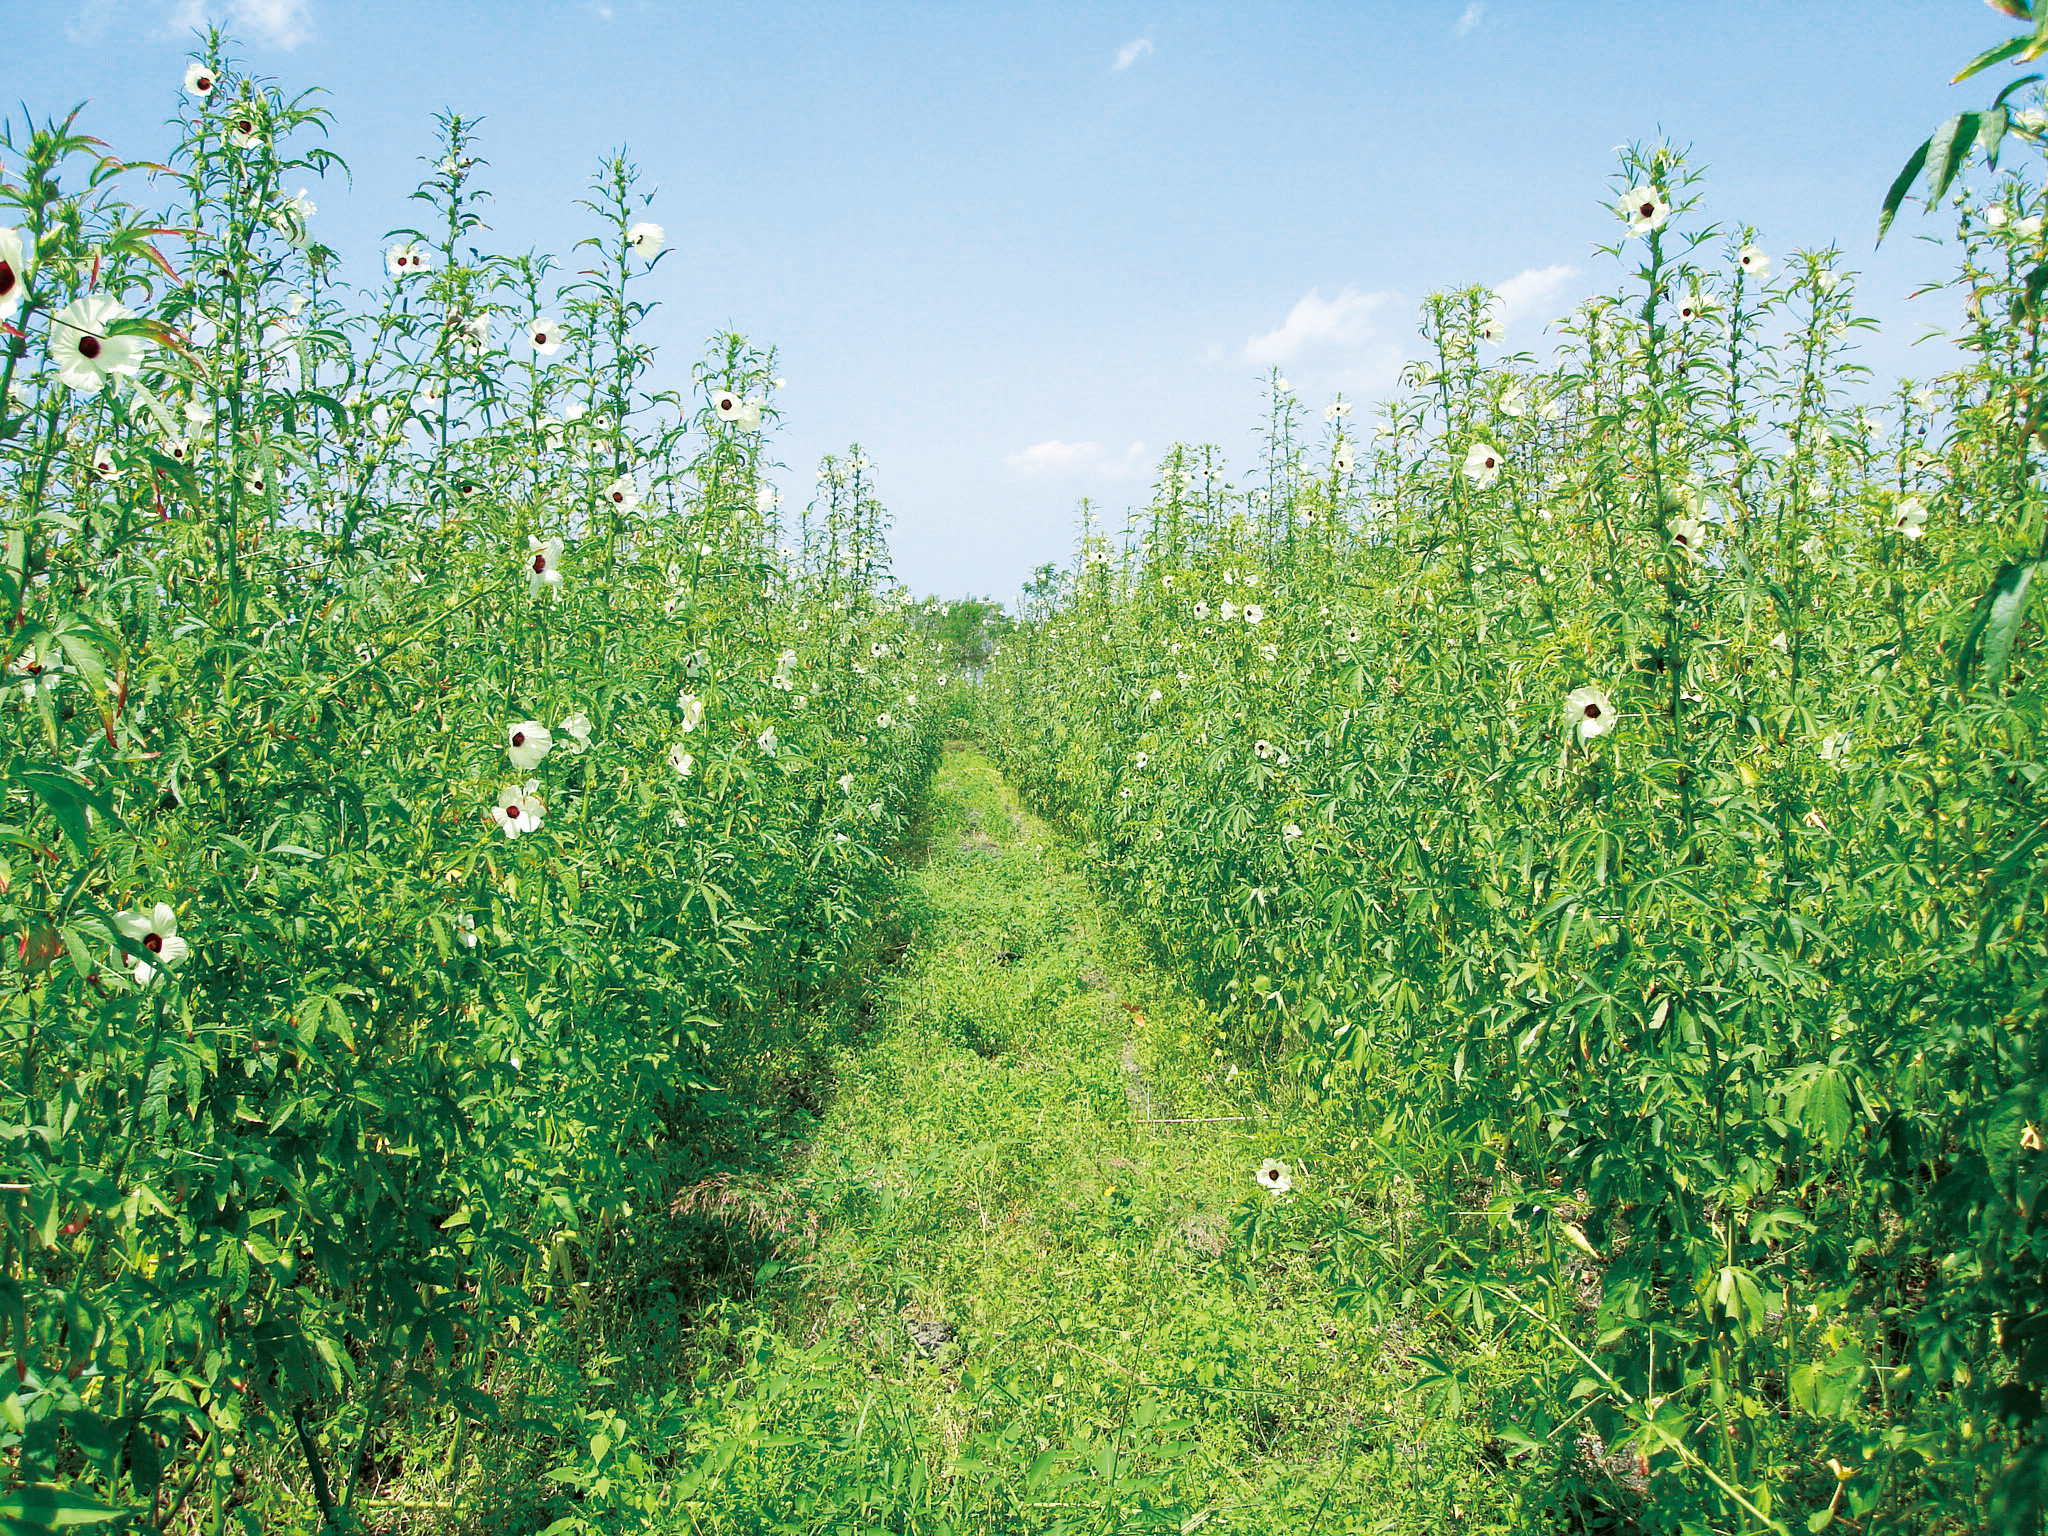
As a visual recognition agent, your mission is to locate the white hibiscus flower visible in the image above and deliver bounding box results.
[626,222,664,259]
[183,61,218,99]
[560,712,592,754]
[1668,518,1710,558]
[667,744,695,777]
[527,316,564,355]
[1254,1159,1292,1195]
[527,535,565,597]
[1564,685,1617,742]
[491,781,545,838]
[1737,244,1770,279]
[507,721,553,771]
[1462,442,1503,488]
[1622,186,1671,235]
[601,474,641,515]
[386,243,430,277]
[49,294,151,393]
[1244,604,1265,625]
[678,692,705,732]
[1891,496,1929,539]
[115,903,190,986]
[0,228,32,323]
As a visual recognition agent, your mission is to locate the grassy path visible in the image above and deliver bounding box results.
[569,746,1523,1532]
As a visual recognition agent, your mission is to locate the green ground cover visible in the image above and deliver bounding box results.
[478,743,1616,1535]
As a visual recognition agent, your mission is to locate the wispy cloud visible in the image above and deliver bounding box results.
[1244,286,1401,367]
[1114,38,1153,70]
[1006,439,1150,479]
[1487,264,1581,338]
[164,0,314,49]
[1452,2,1485,38]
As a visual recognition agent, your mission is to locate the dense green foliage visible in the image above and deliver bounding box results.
[0,39,945,1528]
[988,138,2048,1530]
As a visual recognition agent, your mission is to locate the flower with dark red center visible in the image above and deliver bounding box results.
[626,222,664,259]
[602,474,641,514]
[386,244,431,278]
[0,228,28,323]
[1737,244,1771,279]
[50,294,150,393]
[1621,186,1670,235]
[183,62,217,99]
[527,535,565,597]
[114,903,190,985]
[527,316,563,355]
[507,721,553,772]
[1564,685,1617,743]
[1461,441,1503,488]
[491,781,545,838]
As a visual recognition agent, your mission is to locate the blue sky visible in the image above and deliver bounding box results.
[15,1,2022,601]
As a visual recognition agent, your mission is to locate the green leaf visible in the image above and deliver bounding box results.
[13,765,116,859]
[1879,136,1931,244]
[0,1484,133,1531]
[1928,112,1982,208]
[1960,560,2038,689]
[1958,34,2033,82]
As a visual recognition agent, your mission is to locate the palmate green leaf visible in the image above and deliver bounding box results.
[11,761,118,859]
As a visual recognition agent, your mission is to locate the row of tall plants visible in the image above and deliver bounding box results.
[986,116,2048,1533]
[0,38,943,1529]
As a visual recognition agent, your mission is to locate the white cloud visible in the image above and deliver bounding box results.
[164,0,314,49]
[1243,286,1401,367]
[1487,264,1581,338]
[1114,38,1153,70]
[1452,2,1485,37]
[1006,439,1149,479]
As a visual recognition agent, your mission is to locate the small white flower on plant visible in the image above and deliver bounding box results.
[491,781,545,838]
[560,713,592,754]
[114,903,190,986]
[527,317,563,354]
[183,61,218,98]
[1148,687,1163,702]
[528,535,564,596]
[165,436,192,464]
[1255,1159,1292,1195]
[876,712,894,728]
[1891,496,1929,539]
[0,228,30,325]
[668,744,695,777]
[1134,751,1150,768]
[50,295,151,393]
[1346,625,1362,643]
[626,222,664,258]
[601,474,641,514]
[712,390,744,422]
[1222,569,1237,585]
[455,913,479,949]
[755,483,779,513]
[90,447,118,481]
[1244,604,1265,625]
[1501,381,1528,417]
[386,243,430,277]
[1738,244,1770,279]
[1622,186,1671,235]
[1324,400,1353,421]
[737,397,764,427]
[1668,518,1709,558]
[1254,739,1273,759]
[1220,600,1239,622]
[507,721,553,771]
[1283,822,1302,842]
[757,726,778,755]
[676,694,705,735]
[1334,445,1355,474]
[1564,685,1617,742]
[1193,601,1210,620]
[1477,312,1504,344]
[226,111,262,149]
[1462,442,1503,488]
